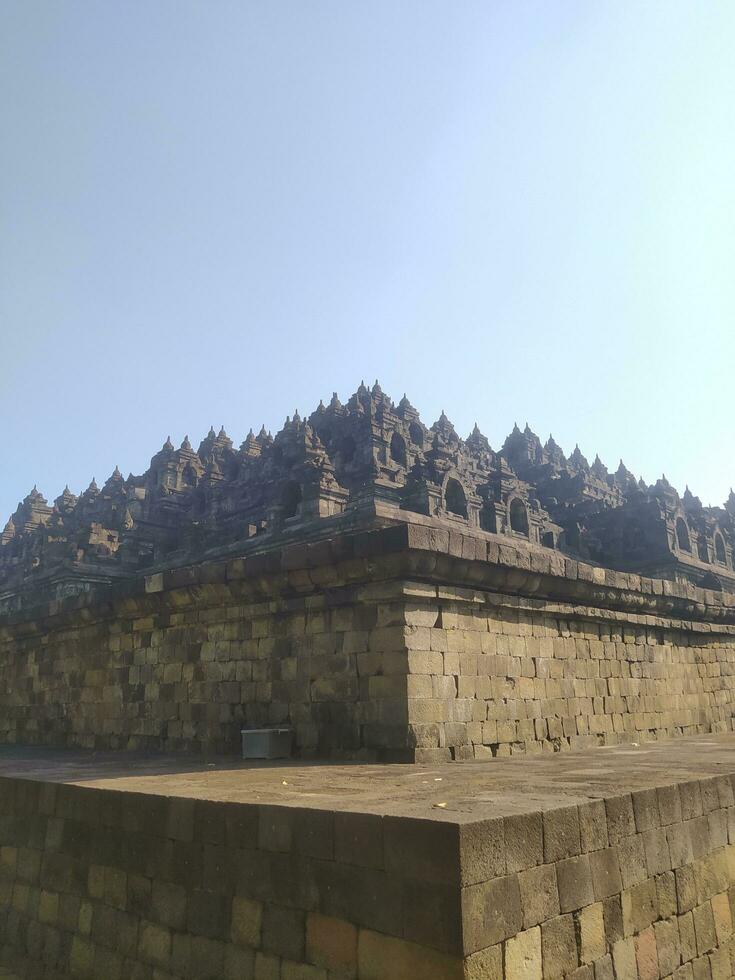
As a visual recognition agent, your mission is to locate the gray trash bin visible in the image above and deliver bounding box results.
[241,727,293,760]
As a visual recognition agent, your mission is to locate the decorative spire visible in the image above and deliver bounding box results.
[466,423,491,453]
[569,445,590,471]
[181,435,192,452]
[162,436,174,453]
[590,454,607,478]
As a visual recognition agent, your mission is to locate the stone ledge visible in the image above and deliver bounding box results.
[2,523,735,638]
[1,735,735,977]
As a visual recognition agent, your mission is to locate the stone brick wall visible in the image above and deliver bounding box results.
[0,775,462,980]
[403,588,735,763]
[1,524,734,762]
[0,568,410,759]
[2,766,735,978]
[460,772,735,980]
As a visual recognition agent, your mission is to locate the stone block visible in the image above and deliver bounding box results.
[223,944,255,979]
[505,812,544,873]
[356,928,462,980]
[506,925,542,980]
[692,902,717,955]
[593,954,615,980]
[462,873,522,953]
[557,854,594,913]
[622,878,657,936]
[231,895,263,949]
[519,863,560,929]
[589,847,622,900]
[544,806,582,863]
[679,910,697,963]
[541,913,578,978]
[634,926,659,980]
[463,943,503,980]
[710,891,732,944]
[611,937,638,980]
[577,903,606,964]
[305,912,357,977]
[151,880,187,931]
[654,916,680,976]
[605,795,636,845]
[579,801,608,853]
[138,921,172,968]
[187,888,230,940]
[384,816,458,885]
[262,903,305,962]
[656,871,678,919]
[334,812,383,870]
[459,819,505,885]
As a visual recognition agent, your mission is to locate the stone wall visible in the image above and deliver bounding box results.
[403,588,735,763]
[460,768,735,979]
[0,773,461,980]
[0,564,409,759]
[1,524,734,762]
[1,751,735,979]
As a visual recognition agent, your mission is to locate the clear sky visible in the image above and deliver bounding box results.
[1,2,734,522]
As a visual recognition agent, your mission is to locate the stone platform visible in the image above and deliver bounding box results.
[1,736,735,979]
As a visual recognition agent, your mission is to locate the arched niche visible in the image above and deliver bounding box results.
[409,421,424,448]
[509,497,529,536]
[676,517,691,553]
[390,431,407,467]
[445,478,468,519]
[280,481,302,520]
[715,532,727,565]
[338,436,356,464]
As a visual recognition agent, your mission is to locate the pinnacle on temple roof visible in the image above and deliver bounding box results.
[466,422,491,453]
[372,380,382,396]
[27,485,45,503]
[328,392,342,412]
[180,436,192,452]
[54,485,77,511]
[207,426,216,438]
[217,426,228,440]
[240,428,260,456]
[590,454,608,479]
[162,436,174,453]
[682,485,697,506]
[85,478,99,495]
[569,445,590,471]
[106,466,124,484]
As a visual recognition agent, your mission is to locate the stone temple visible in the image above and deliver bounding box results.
[1,382,735,979]
[2,381,734,614]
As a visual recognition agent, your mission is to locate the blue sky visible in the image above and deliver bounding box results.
[1,1,734,521]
